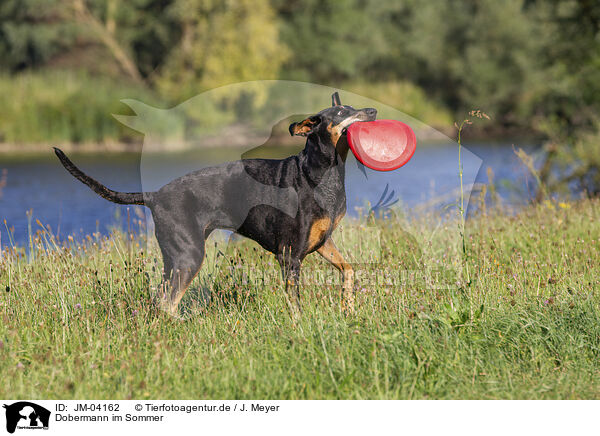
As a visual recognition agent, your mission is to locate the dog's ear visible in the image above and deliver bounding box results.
[332,92,341,106]
[289,115,322,136]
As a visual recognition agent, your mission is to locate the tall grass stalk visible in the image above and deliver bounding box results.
[455,110,490,285]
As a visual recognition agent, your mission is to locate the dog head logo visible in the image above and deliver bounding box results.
[3,402,50,433]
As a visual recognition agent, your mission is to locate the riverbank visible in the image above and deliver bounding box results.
[0,128,545,155]
[0,125,452,154]
[1,198,598,399]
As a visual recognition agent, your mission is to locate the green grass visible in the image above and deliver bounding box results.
[0,199,599,399]
[0,71,159,145]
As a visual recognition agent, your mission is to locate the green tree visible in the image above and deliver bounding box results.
[274,0,389,83]
[156,0,288,100]
[527,0,600,196]
[527,0,600,133]
[374,0,542,125]
[0,0,180,83]
[0,0,78,71]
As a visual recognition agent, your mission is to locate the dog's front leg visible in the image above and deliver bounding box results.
[316,238,355,315]
[278,252,302,320]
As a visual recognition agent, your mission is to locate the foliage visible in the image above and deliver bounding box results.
[548,125,600,196]
[343,81,453,127]
[368,0,543,126]
[0,71,160,143]
[273,0,388,83]
[0,0,178,80]
[156,0,288,100]
[526,0,600,134]
[1,0,600,195]
[526,0,600,196]
[1,0,598,133]
[0,0,78,71]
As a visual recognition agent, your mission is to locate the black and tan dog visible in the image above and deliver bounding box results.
[54,92,377,317]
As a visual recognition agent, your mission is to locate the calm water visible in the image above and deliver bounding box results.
[0,142,539,247]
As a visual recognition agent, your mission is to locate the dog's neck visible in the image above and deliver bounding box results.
[300,133,346,186]
[334,134,352,162]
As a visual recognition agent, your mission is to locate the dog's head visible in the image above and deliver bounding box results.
[289,92,377,146]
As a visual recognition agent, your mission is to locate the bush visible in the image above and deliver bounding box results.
[0,70,160,144]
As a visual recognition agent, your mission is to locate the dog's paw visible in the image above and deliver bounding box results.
[342,304,355,317]
[154,299,184,320]
[341,291,355,316]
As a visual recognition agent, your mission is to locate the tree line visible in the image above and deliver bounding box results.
[1,0,599,192]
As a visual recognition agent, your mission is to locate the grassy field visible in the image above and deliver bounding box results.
[0,198,599,399]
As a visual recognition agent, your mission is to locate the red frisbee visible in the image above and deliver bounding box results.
[346,119,416,171]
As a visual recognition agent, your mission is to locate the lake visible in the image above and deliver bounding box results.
[0,141,540,248]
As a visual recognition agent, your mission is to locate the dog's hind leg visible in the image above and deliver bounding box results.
[156,255,173,312]
[168,251,205,313]
[157,245,205,316]
[154,221,207,316]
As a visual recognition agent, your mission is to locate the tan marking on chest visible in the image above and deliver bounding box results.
[307,217,332,252]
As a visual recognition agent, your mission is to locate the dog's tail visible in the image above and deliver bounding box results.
[54,147,145,205]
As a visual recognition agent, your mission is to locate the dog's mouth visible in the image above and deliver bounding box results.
[341,117,375,134]
[340,123,359,135]
[336,108,377,135]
